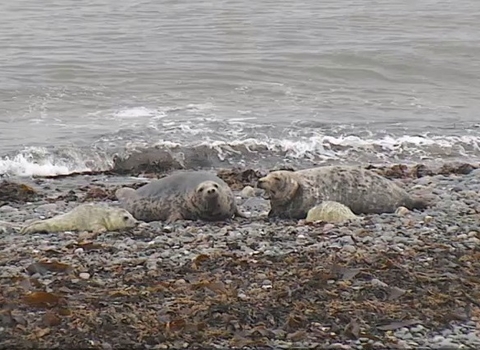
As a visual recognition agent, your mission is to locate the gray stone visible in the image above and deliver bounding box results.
[431,335,445,343]
[410,325,425,333]
[79,272,91,280]
[0,205,18,213]
[467,237,480,245]
[342,245,356,253]
[339,235,355,245]
[240,186,255,198]
[34,203,58,213]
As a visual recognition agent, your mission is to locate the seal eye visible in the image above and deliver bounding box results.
[198,187,204,192]
[213,183,218,189]
[123,215,130,221]
[273,176,281,182]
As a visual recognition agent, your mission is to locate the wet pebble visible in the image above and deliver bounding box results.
[240,186,255,198]
[79,272,90,280]
[0,205,18,213]
[395,206,410,216]
[34,203,58,213]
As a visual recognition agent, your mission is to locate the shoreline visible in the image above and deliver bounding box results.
[1,161,480,349]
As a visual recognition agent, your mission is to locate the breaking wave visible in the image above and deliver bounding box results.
[2,131,480,177]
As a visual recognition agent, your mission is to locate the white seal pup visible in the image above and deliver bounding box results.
[20,203,138,234]
[305,201,358,223]
[115,171,246,223]
[257,165,428,219]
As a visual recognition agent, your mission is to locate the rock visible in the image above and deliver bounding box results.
[327,343,352,349]
[84,187,112,201]
[0,220,19,234]
[240,186,255,198]
[431,335,446,343]
[410,325,425,333]
[74,248,84,255]
[467,237,480,245]
[112,148,184,175]
[467,231,478,237]
[395,206,410,216]
[79,272,91,280]
[447,226,460,234]
[0,205,18,213]
[437,338,457,349]
[323,223,335,232]
[0,181,41,203]
[241,197,270,215]
[439,162,476,176]
[342,245,356,253]
[217,168,266,191]
[34,203,58,213]
[305,201,357,223]
[424,215,434,224]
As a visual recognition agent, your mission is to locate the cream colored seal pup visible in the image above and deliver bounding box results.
[20,203,138,234]
[305,201,358,223]
[116,171,246,223]
[257,165,427,219]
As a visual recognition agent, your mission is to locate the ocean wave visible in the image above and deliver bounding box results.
[0,147,111,177]
[1,132,480,177]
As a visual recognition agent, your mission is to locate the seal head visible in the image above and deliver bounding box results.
[190,180,226,220]
[257,171,299,204]
[104,208,138,231]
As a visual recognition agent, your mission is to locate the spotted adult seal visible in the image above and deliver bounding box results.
[257,165,428,219]
[115,171,246,223]
[305,201,358,223]
[20,203,138,234]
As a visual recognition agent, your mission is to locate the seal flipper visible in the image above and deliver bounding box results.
[405,196,430,211]
[166,212,185,223]
[20,221,50,235]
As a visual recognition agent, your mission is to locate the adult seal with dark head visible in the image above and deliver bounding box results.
[115,171,246,223]
[257,165,428,219]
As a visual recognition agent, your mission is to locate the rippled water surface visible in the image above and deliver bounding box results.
[1,0,480,175]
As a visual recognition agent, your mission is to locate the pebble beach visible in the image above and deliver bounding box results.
[2,0,480,348]
[1,162,480,349]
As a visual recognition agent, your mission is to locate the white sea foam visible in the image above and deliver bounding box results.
[113,107,161,119]
[1,133,480,177]
[0,147,108,177]
[112,104,216,121]
[0,153,87,177]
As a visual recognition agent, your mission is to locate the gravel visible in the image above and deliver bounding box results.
[1,169,480,348]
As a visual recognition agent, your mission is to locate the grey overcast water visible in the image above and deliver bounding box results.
[1,0,480,176]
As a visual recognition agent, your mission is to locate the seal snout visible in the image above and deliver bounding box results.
[121,212,139,229]
[197,181,220,199]
[257,178,272,199]
[257,177,268,189]
[204,186,220,200]
[207,187,218,195]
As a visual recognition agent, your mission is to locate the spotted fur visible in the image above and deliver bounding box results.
[257,165,428,219]
[116,172,245,223]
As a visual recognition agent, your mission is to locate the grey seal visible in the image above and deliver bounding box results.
[305,201,359,223]
[20,203,138,234]
[115,171,245,223]
[257,165,428,219]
